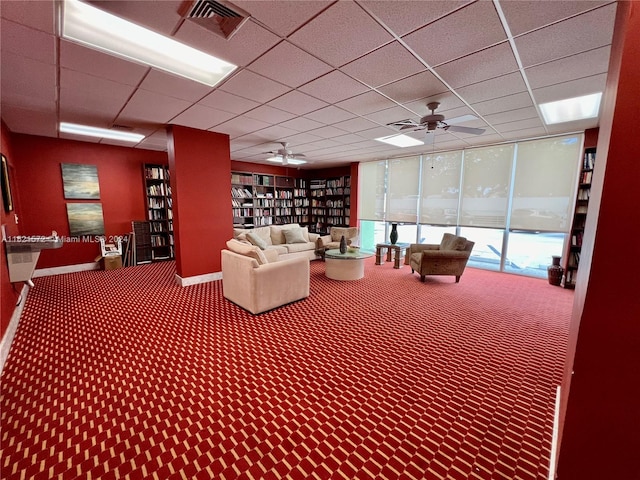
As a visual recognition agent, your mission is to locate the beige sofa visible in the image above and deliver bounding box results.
[222,239,310,314]
[233,223,320,261]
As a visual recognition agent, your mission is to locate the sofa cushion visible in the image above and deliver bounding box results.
[440,233,467,251]
[283,228,306,244]
[226,239,268,265]
[246,232,268,250]
[265,245,288,256]
[282,242,316,254]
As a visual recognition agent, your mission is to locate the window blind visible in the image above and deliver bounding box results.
[420,151,463,225]
[386,156,420,223]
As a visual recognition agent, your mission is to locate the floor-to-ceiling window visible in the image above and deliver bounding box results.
[358,134,583,278]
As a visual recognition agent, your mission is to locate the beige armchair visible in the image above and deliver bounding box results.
[405,233,475,283]
[317,226,359,251]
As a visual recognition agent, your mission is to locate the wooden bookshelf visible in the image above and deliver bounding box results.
[309,176,351,234]
[143,164,174,261]
[563,147,595,289]
[293,178,309,226]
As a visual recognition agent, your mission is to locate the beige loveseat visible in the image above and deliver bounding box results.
[222,239,310,314]
[233,223,320,261]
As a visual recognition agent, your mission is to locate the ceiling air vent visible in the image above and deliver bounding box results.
[179,0,251,40]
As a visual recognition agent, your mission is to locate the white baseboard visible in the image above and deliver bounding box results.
[33,262,99,278]
[0,284,29,375]
[175,271,222,287]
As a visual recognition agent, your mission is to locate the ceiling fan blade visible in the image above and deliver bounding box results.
[400,124,422,131]
[292,153,306,158]
[445,125,486,135]
[446,114,478,125]
[387,119,419,129]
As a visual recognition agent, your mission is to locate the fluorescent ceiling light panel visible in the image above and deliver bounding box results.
[375,134,424,148]
[60,122,145,142]
[539,93,602,125]
[62,0,237,87]
[266,156,306,165]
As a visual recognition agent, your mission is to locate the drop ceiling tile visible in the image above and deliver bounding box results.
[359,0,472,37]
[462,133,506,146]
[336,91,397,116]
[332,117,383,133]
[199,90,260,115]
[288,1,394,67]
[308,125,350,139]
[175,13,281,67]
[434,42,518,88]
[303,105,356,124]
[215,115,273,138]
[277,132,324,145]
[455,72,527,104]
[501,1,613,36]
[60,68,137,109]
[117,89,192,123]
[483,107,539,126]
[1,19,55,64]
[171,105,235,130]
[403,1,507,66]
[357,126,401,140]
[267,90,329,116]
[299,70,369,104]
[0,105,57,137]
[59,87,126,120]
[378,71,449,105]
[532,73,607,104]
[248,41,333,88]
[364,105,417,125]
[1,52,56,103]
[0,0,55,34]
[249,125,301,142]
[514,3,617,67]
[278,117,325,133]
[471,92,534,116]
[494,117,544,133]
[139,70,214,102]
[244,105,296,124]
[60,41,148,86]
[331,133,372,145]
[220,70,291,103]
[231,1,333,37]
[500,127,548,141]
[525,46,611,89]
[341,42,426,88]
[1,91,55,114]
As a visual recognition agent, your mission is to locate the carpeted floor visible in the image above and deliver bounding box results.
[0,258,573,479]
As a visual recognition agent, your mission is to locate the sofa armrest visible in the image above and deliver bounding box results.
[405,243,439,264]
[308,232,320,243]
[317,235,332,248]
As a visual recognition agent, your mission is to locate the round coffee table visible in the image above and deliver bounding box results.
[324,249,373,281]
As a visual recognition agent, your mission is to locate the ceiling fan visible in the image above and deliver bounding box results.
[263,142,307,165]
[388,102,486,135]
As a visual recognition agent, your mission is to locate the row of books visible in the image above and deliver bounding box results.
[145,166,166,180]
[232,187,252,198]
[147,184,166,196]
[583,151,596,170]
[580,170,593,184]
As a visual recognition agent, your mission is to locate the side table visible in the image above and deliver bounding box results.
[375,243,410,269]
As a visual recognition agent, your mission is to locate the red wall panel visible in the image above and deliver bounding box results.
[11,134,167,269]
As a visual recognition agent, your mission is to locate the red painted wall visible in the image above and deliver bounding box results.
[557,2,640,478]
[168,125,232,278]
[10,134,167,268]
[1,122,22,339]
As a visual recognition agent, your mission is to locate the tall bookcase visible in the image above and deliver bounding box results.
[230,171,350,233]
[564,147,595,289]
[143,164,174,261]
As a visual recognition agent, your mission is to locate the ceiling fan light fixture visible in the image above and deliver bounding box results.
[266,156,306,165]
[61,0,237,87]
[539,92,602,125]
[375,134,424,148]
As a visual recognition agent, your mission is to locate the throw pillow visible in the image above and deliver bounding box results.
[246,232,268,250]
[283,228,307,244]
[226,239,268,265]
[452,236,467,251]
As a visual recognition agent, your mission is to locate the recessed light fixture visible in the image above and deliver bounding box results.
[61,0,237,87]
[60,122,145,143]
[375,134,424,148]
[266,157,307,165]
[539,93,603,125]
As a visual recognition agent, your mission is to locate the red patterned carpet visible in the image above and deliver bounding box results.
[0,259,573,479]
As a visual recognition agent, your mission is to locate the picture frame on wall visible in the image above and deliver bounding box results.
[1,153,13,212]
[66,203,105,237]
[61,163,101,199]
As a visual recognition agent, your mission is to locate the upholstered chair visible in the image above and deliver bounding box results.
[316,226,359,252]
[405,233,475,283]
